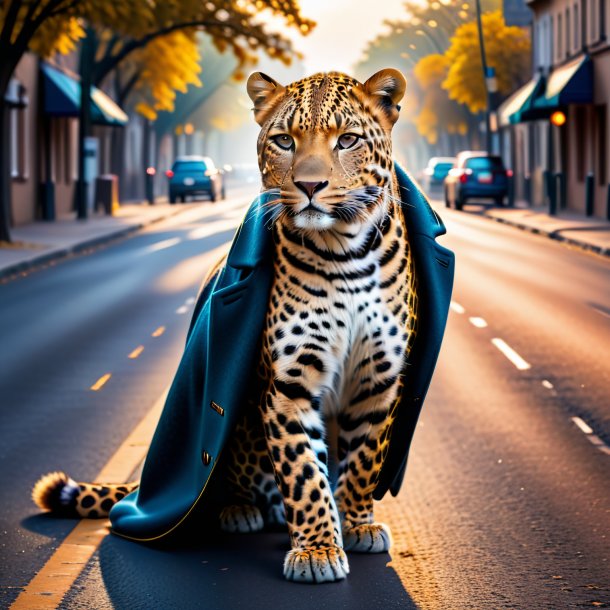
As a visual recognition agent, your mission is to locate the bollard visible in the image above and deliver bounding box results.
[39,181,55,221]
[94,175,119,215]
[585,172,594,217]
[145,167,156,206]
[524,175,532,206]
[545,170,557,216]
[508,173,515,207]
[554,172,566,211]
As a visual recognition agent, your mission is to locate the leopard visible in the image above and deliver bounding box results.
[32,68,418,584]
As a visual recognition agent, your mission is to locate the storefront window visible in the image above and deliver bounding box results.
[9,100,28,180]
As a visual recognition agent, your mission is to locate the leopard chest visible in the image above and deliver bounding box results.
[263,219,413,410]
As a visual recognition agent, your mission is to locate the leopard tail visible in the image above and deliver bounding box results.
[32,471,138,518]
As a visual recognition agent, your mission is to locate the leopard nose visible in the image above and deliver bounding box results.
[294,180,329,200]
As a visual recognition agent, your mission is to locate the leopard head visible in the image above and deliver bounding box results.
[247,69,406,233]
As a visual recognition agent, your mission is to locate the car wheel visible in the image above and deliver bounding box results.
[221,184,226,200]
[169,192,176,204]
[210,188,217,203]
[495,196,505,206]
[455,196,464,211]
[180,194,186,203]
[444,188,450,208]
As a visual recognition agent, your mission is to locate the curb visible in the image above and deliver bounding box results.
[0,203,195,281]
[482,212,610,258]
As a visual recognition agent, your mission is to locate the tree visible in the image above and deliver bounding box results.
[0,0,314,242]
[413,54,470,146]
[442,10,531,114]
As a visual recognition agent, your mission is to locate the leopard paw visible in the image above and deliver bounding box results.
[343,523,392,553]
[283,545,349,583]
[219,504,264,533]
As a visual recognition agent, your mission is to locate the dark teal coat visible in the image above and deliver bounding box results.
[109,163,454,542]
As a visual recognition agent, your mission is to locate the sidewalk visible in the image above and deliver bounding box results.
[482,203,610,257]
[0,200,199,280]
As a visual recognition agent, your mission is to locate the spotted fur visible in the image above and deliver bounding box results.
[32,69,417,584]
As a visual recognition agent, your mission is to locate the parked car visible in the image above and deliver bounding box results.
[166,156,225,203]
[422,156,457,191]
[444,151,512,210]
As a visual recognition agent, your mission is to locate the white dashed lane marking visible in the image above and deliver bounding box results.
[491,338,532,371]
[449,301,608,458]
[571,417,610,456]
[572,416,593,434]
[450,301,465,314]
[142,237,182,254]
[176,295,197,315]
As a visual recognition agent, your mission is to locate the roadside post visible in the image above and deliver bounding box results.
[146,167,156,206]
[585,172,594,217]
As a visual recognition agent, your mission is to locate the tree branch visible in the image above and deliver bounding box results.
[0,0,23,53]
[46,0,83,20]
[93,18,253,85]
[118,71,140,105]
[12,0,81,59]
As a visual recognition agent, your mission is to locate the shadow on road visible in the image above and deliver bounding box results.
[93,529,417,609]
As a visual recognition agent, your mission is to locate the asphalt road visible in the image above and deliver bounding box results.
[1,191,609,609]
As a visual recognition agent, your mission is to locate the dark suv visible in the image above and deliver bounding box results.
[166,156,224,203]
[444,152,511,210]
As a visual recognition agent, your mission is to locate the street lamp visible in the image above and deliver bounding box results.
[474,0,496,153]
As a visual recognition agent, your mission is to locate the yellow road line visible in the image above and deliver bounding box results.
[11,390,168,609]
[128,345,145,359]
[151,326,165,337]
[90,373,111,391]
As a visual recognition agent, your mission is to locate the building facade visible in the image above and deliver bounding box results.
[500,0,609,218]
[7,51,134,227]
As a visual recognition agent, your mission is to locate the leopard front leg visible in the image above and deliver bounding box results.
[262,382,349,583]
[335,394,397,554]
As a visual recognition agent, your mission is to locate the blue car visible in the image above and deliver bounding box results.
[444,152,512,210]
[422,156,456,191]
[166,156,224,204]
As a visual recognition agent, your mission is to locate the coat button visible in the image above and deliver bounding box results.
[210,401,224,416]
[201,451,212,466]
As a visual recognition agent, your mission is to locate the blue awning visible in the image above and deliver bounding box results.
[497,76,545,126]
[41,62,128,126]
[532,55,593,112]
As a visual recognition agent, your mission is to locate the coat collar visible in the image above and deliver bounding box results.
[226,191,276,269]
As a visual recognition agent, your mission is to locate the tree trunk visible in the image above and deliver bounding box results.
[0,95,12,242]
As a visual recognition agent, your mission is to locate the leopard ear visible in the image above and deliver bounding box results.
[247,72,285,125]
[362,68,406,125]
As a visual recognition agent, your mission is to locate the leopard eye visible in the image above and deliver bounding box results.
[271,134,294,150]
[337,133,361,150]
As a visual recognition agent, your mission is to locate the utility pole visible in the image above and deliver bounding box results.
[474,0,497,153]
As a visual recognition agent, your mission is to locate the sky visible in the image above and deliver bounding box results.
[281,0,410,75]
